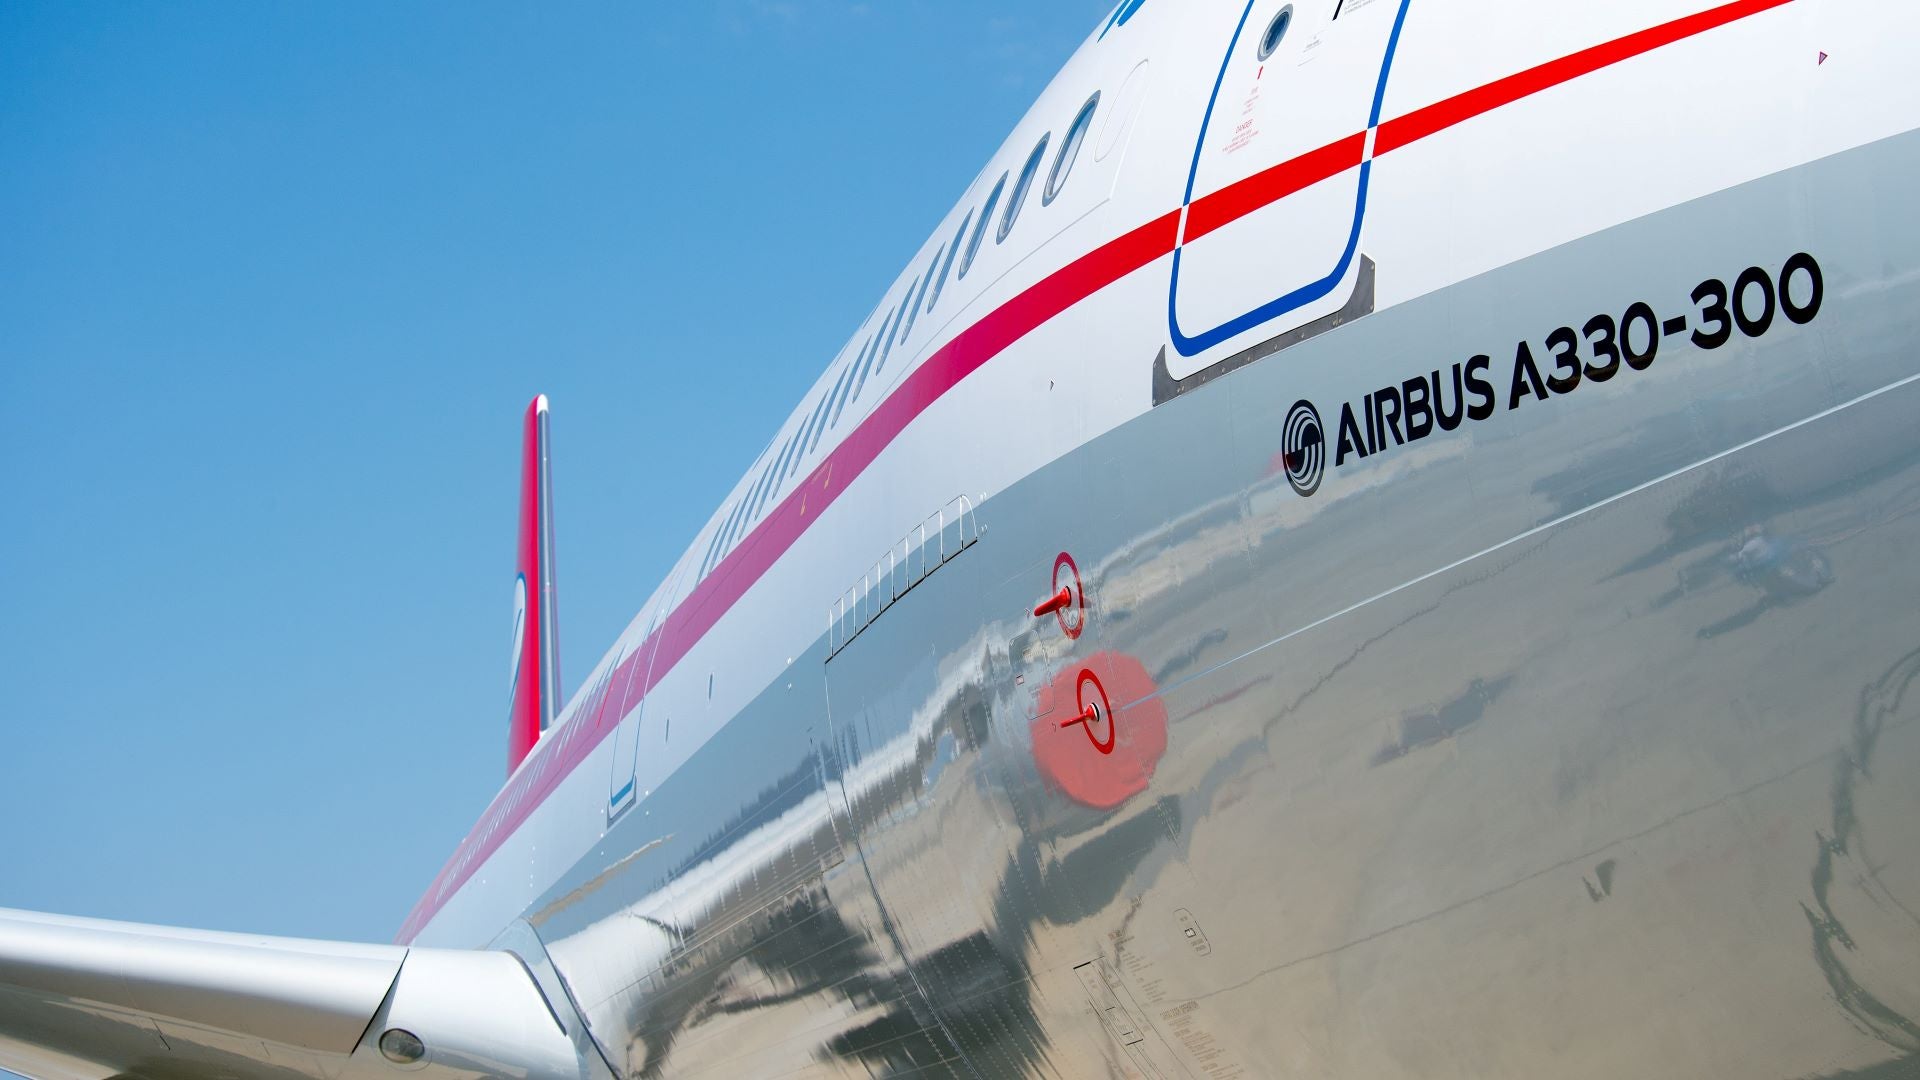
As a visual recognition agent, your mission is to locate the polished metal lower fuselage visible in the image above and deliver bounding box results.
[523,131,1920,1078]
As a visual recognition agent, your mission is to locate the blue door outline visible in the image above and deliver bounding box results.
[1168,0,1413,357]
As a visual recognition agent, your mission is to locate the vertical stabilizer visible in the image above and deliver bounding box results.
[507,394,560,775]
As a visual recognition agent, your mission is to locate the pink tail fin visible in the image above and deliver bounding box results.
[507,394,559,775]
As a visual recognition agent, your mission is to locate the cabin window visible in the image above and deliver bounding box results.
[749,436,794,520]
[751,435,790,518]
[772,439,802,504]
[718,496,748,555]
[721,466,758,549]
[958,174,1006,279]
[812,360,855,451]
[928,213,970,311]
[998,134,1050,244]
[727,470,764,547]
[1257,5,1292,60]
[699,505,732,577]
[1044,93,1099,206]
[830,335,872,428]
[852,308,893,399]
[873,302,902,376]
[898,262,934,343]
[789,392,831,480]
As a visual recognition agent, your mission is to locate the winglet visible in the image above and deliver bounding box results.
[508,394,560,776]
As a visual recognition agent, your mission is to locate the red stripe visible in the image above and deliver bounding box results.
[1184,132,1368,244]
[1374,0,1795,156]
[396,0,1791,943]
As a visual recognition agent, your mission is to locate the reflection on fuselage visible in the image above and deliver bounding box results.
[523,130,1920,1078]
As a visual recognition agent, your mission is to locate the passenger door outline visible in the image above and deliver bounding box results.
[1167,0,1412,360]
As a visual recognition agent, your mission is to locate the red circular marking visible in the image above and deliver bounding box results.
[1052,551,1085,640]
[1029,650,1168,810]
[1071,669,1117,754]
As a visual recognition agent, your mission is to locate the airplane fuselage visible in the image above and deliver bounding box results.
[403,1,1920,1076]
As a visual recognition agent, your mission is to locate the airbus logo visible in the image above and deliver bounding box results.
[1280,399,1325,497]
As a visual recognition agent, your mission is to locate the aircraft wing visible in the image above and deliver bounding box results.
[0,908,603,1080]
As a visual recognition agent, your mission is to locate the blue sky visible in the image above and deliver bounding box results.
[0,1,1113,945]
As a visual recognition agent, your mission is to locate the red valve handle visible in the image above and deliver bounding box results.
[1033,586,1073,618]
[1061,668,1116,754]
[1061,700,1100,730]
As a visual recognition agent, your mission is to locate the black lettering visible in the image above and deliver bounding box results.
[1336,402,1367,466]
[1402,377,1433,441]
[1363,391,1378,455]
[1433,365,1465,432]
[1583,313,1620,381]
[1466,355,1496,421]
[1508,342,1548,410]
[1545,326,1582,393]
[1376,385,1405,447]
[1621,301,1659,370]
[1691,278,1733,349]
[1734,265,1776,337]
[1781,252,1823,325]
